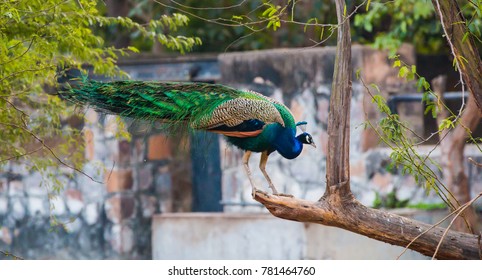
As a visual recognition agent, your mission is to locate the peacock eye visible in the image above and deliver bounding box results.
[305,135,311,143]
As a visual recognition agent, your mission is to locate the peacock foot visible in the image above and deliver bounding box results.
[268,184,294,198]
[251,187,258,198]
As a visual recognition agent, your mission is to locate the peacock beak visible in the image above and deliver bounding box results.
[310,142,316,148]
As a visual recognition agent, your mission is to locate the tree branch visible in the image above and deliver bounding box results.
[253,190,481,260]
[468,157,482,167]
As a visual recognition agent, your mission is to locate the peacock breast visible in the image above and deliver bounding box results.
[224,123,283,153]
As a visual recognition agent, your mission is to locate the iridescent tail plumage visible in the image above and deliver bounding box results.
[59,79,243,129]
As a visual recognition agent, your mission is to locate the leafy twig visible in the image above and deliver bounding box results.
[0,121,102,184]
[169,0,249,10]
[0,250,24,260]
[0,146,43,163]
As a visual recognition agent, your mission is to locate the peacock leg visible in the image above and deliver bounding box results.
[259,151,279,195]
[242,151,258,197]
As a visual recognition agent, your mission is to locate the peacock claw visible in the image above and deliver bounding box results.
[268,185,293,197]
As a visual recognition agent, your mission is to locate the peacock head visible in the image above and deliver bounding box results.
[296,132,316,148]
[296,121,316,148]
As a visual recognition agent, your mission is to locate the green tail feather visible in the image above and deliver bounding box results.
[59,79,244,130]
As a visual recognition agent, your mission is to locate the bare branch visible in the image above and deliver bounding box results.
[432,192,482,259]
[0,146,43,163]
[169,0,249,10]
[0,121,103,184]
[0,250,24,260]
[468,157,482,167]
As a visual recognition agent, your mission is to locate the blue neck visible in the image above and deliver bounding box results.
[273,129,303,159]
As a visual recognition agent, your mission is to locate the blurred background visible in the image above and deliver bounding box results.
[1,0,481,259]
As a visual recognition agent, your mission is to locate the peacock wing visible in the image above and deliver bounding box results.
[193,97,285,138]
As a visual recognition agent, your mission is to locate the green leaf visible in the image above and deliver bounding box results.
[393,59,401,68]
[319,26,325,40]
[127,46,139,53]
[355,68,361,80]
[268,7,278,17]
[438,118,455,130]
[304,18,318,33]
[398,66,409,78]
[462,32,469,43]
[417,77,426,91]
[370,83,381,93]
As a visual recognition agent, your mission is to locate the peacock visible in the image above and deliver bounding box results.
[59,79,316,196]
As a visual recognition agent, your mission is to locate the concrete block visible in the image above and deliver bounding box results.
[132,138,146,164]
[152,213,305,260]
[24,173,48,196]
[0,196,8,215]
[66,189,84,215]
[147,134,171,161]
[11,197,25,220]
[136,163,154,191]
[154,167,172,196]
[83,203,100,225]
[84,129,95,161]
[0,178,7,193]
[65,217,83,233]
[0,226,12,245]
[8,180,24,196]
[152,212,429,260]
[110,224,135,255]
[105,194,136,223]
[28,197,48,217]
[50,196,66,216]
[140,195,157,218]
[105,169,133,193]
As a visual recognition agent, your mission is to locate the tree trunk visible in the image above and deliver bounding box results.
[325,0,352,197]
[433,76,481,233]
[254,0,482,259]
[431,0,482,114]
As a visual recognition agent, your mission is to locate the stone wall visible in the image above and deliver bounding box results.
[0,111,187,259]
